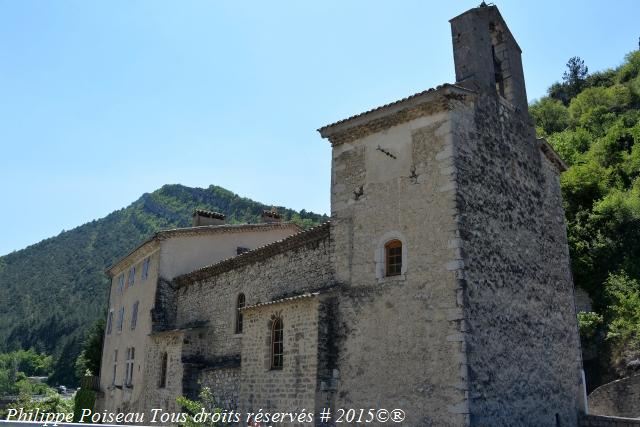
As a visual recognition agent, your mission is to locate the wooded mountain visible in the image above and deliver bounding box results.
[0,184,327,384]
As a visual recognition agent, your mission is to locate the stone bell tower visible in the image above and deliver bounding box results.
[319,4,583,426]
[450,3,529,113]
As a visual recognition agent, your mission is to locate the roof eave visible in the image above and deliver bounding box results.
[317,84,475,140]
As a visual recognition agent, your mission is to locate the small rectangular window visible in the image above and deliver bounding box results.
[236,247,250,255]
[385,240,403,277]
[131,301,139,330]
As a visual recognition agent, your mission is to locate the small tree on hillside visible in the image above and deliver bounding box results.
[563,56,589,99]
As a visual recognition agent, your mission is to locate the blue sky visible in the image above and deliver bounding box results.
[1,0,638,255]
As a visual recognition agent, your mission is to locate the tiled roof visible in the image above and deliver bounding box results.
[174,221,331,287]
[317,83,474,138]
[106,222,301,276]
[241,285,338,311]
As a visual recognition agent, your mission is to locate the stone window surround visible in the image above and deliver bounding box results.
[375,231,408,282]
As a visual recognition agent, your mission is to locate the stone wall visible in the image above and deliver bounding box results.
[328,106,470,426]
[139,332,184,416]
[240,295,322,417]
[198,367,240,410]
[168,226,332,415]
[588,375,640,418]
[453,93,583,426]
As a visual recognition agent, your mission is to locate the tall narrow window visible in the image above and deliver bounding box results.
[124,347,135,386]
[107,310,114,335]
[127,267,136,288]
[131,301,139,330]
[235,293,245,334]
[117,307,125,333]
[141,257,150,281]
[385,240,402,276]
[271,317,284,370]
[117,275,125,293]
[112,349,118,385]
[159,352,168,388]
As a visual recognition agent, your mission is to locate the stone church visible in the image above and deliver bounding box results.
[97,4,587,426]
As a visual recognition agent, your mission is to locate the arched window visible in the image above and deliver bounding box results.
[270,317,284,370]
[235,293,245,334]
[385,240,402,276]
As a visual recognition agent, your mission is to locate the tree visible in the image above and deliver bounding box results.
[74,318,105,379]
[529,97,570,136]
[563,56,589,99]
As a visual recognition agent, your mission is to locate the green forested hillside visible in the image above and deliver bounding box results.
[530,52,640,389]
[0,184,327,385]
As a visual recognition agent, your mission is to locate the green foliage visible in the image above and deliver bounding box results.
[563,56,589,99]
[0,184,327,387]
[534,51,640,384]
[0,349,53,377]
[617,51,640,83]
[177,387,226,427]
[0,349,53,396]
[74,318,104,379]
[603,272,640,371]
[529,97,569,136]
[73,387,96,422]
[547,127,591,166]
[1,390,73,419]
[578,311,604,340]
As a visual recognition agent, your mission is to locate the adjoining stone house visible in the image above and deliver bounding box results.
[98,4,589,426]
[96,210,300,416]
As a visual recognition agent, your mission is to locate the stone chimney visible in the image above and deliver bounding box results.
[192,209,226,226]
[261,208,281,223]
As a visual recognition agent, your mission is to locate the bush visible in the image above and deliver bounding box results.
[73,387,96,422]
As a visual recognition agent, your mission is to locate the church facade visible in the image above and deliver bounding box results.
[97,4,586,426]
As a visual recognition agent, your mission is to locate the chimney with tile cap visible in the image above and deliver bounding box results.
[192,209,226,226]
[261,207,281,223]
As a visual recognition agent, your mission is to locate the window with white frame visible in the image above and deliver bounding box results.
[117,307,125,333]
[131,301,139,330]
[124,347,135,387]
